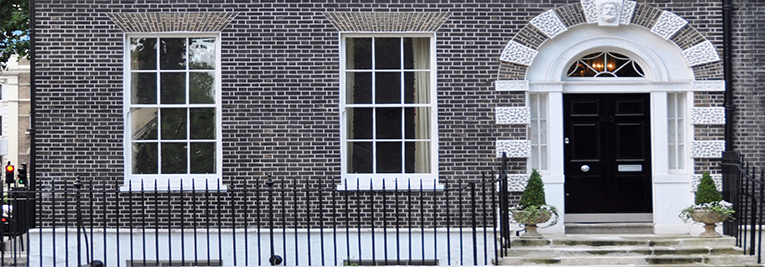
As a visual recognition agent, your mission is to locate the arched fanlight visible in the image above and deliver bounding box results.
[566,51,644,78]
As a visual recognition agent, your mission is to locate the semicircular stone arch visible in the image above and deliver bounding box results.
[495,1,721,82]
[493,0,727,194]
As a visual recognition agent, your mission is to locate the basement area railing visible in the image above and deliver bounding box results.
[0,160,520,267]
[722,151,764,263]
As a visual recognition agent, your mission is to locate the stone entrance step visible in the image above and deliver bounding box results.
[564,223,654,234]
[496,234,764,266]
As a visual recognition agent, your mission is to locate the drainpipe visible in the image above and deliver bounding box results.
[723,0,734,152]
[720,0,736,238]
[29,0,36,192]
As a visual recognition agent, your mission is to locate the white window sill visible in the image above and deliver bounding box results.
[120,177,227,192]
[337,176,444,191]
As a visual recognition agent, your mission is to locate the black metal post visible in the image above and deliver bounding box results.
[470,182,478,266]
[75,180,83,267]
[499,153,510,251]
[267,178,282,266]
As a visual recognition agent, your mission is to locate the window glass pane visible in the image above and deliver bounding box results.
[161,142,188,174]
[132,143,158,174]
[189,37,216,70]
[540,145,548,169]
[347,108,373,139]
[346,38,372,70]
[668,119,676,143]
[405,141,430,173]
[190,108,215,140]
[345,72,372,104]
[567,51,644,78]
[669,146,677,170]
[189,72,215,104]
[161,108,187,140]
[131,73,157,104]
[375,72,401,104]
[539,118,548,142]
[160,73,186,104]
[404,107,430,139]
[404,71,429,104]
[348,142,373,173]
[677,118,684,141]
[668,94,676,116]
[677,145,685,169]
[160,38,187,70]
[375,38,401,69]
[539,94,547,118]
[130,38,157,70]
[403,37,430,69]
[376,142,402,173]
[131,108,158,140]
[190,142,215,174]
[376,108,402,139]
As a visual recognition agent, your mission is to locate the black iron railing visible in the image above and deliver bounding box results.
[0,160,518,267]
[722,151,764,263]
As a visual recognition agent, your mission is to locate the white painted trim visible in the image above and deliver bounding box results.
[683,41,721,67]
[122,32,224,191]
[529,9,567,38]
[499,40,538,66]
[691,140,726,158]
[526,24,694,82]
[650,11,688,40]
[495,107,530,125]
[523,24,698,232]
[691,107,726,125]
[692,80,726,92]
[495,140,531,158]
[338,33,441,190]
[495,80,529,91]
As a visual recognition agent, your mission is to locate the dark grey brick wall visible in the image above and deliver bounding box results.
[33,0,740,225]
[730,0,765,167]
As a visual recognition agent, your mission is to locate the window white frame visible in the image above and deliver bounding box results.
[338,33,441,190]
[122,33,224,191]
[667,92,689,173]
[528,93,549,173]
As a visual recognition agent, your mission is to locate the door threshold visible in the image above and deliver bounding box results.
[565,222,654,234]
[565,213,653,223]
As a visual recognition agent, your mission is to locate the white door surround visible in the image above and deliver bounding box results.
[495,5,726,235]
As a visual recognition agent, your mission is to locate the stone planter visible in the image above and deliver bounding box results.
[689,209,729,238]
[511,209,552,239]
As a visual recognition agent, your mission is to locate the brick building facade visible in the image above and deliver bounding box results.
[27,0,765,265]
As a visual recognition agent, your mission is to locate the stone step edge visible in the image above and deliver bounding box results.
[502,245,744,253]
[509,237,737,247]
[498,254,758,265]
[494,264,764,267]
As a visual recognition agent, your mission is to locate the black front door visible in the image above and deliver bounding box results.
[564,94,652,219]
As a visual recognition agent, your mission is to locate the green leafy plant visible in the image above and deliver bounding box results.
[679,172,734,223]
[1,0,30,69]
[510,169,558,227]
[695,172,722,205]
[519,169,546,208]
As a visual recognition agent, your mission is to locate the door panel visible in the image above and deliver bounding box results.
[564,94,652,216]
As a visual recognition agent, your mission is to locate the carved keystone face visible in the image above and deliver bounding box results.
[600,2,619,23]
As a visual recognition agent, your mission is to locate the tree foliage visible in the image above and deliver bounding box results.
[519,169,547,208]
[0,0,29,69]
[695,172,723,205]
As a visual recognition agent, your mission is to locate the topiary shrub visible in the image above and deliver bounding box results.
[519,169,546,208]
[695,172,722,205]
